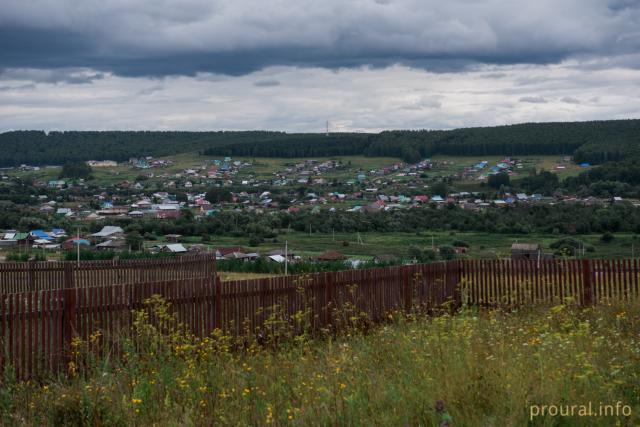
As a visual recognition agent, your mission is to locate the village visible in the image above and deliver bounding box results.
[0,152,634,265]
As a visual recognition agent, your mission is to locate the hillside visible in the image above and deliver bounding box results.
[1,119,639,166]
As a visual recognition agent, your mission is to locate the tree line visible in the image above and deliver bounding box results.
[89,203,640,242]
[2,119,639,166]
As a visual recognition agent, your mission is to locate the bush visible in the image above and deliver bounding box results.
[438,245,456,260]
[407,245,438,263]
[248,235,263,247]
[487,172,510,189]
[601,232,615,243]
[5,252,46,262]
[64,250,116,261]
[59,162,93,180]
[549,237,594,255]
[553,244,576,257]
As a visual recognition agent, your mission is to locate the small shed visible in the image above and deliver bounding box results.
[316,250,347,262]
[510,243,540,260]
[96,239,126,252]
[161,243,188,253]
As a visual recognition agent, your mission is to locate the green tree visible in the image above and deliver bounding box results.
[125,231,144,251]
[205,187,232,204]
[401,146,421,163]
[59,162,93,180]
[438,245,456,260]
[600,232,614,243]
[488,172,510,189]
[430,181,449,197]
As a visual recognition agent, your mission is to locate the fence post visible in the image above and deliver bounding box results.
[403,266,411,313]
[324,273,334,327]
[27,259,35,291]
[210,255,217,332]
[581,259,594,306]
[63,287,77,366]
[452,261,462,309]
[214,276,222,330]
[64,263,75,289]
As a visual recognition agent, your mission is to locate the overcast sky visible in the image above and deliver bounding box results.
[1,0,640,132]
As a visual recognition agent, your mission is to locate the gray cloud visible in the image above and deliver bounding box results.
[0,83,36,92]
[2,63,639,132]
[519,96,548,104]
[561,96,581,104]
[0,68,105,84]
[1,0,640,76]
[1,1,640,132]
[401,97,443,110]
[254,79,280,87]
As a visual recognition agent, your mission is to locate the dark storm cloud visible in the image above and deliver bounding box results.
[2,0,640,77]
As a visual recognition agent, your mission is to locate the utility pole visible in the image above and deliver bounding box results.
[76,226,81,266]
[285,240,288,276]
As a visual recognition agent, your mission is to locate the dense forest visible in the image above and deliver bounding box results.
[0,131,285,167]
[1,119,639,166]
[206,120,640,163]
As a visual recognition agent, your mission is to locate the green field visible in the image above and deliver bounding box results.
[164,231,639,260]
[4,298,638,425]
[5,230,636,264]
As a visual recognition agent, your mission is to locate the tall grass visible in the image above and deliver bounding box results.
[1,299,638,426]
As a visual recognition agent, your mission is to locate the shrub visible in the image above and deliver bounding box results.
[438,245,456,260]
[248,235,263,247]
[601,232,615,243]
[452,239,469,248]
[5,252,46,262]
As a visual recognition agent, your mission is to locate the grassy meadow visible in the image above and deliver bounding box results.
[187,230,640,260]
[2,298,638,426]
[5,230,638,264]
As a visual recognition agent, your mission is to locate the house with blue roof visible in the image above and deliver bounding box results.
[30,230,53,240]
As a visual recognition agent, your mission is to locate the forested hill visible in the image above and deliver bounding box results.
[206,120,640,164]
[0,131,287,167]
[1,119,639,166]
[369,120,640,164]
